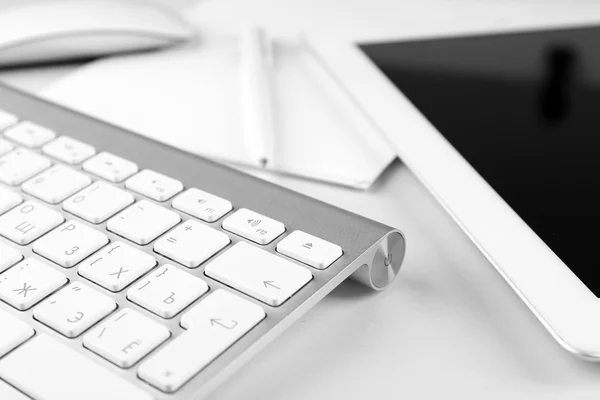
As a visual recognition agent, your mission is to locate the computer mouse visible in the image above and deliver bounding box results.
[0,0,196,68]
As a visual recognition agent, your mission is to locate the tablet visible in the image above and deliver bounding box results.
[310,25,600,359]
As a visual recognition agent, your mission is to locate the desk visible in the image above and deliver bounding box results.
[3,1,600,398]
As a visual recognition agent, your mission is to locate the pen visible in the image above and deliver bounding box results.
[240,24,275,168]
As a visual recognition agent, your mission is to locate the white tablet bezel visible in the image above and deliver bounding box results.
[308,35,600,359]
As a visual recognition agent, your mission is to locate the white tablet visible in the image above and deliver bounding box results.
[310,25,600,359]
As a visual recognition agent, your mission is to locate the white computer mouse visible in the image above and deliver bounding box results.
[0,0,196,67]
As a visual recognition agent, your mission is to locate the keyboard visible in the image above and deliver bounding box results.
[0,84,405,400]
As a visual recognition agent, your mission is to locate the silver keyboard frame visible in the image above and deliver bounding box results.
[0,84,406,399]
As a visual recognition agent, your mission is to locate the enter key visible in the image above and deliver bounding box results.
[205,242,313,306]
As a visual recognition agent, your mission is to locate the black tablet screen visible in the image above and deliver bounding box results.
[361,26,600,296]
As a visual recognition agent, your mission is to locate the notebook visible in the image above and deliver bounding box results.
[42,34,395,189]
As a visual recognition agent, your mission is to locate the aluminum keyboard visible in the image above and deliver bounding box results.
[0,84,405,400]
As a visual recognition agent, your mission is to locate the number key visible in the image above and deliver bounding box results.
[125,169,183,201]
[83,152,138,183]
[63,181,134,224]
[4,121,55,148]
[0,148,51,186]
[42,136,96,164]
[22,164,91,204]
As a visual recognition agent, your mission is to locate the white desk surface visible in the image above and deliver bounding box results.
[3,1,600,398]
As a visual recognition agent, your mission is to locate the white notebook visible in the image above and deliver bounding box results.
[43,35,395,189]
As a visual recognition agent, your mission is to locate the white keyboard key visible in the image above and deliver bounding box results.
[206,242,312,306]
[84,308,170,368]
[0,109,17,131]
[42,136,95,164]
[0,148,51,186]
[140,289,264,393]
[22,164,91,204]
[172,188,232,222]
[0,186,21,214]
[78,241,156,292]
[34,282,115,338]
[125,169,183,201]
[0,380,30,400]
[0,334,153,400]
[63,181,134,224]
[154,220,230,268]
[33,220,108,268]
[222,208,285,245]
[0,242,22,273]
[0,257,67,310]
[127,264,209,318]
[277,230,343,270]
[0,308,34,357]
[0,201,63,245]
[4,121,55,148]
[0,138,14,156]
[83,152,138,183]
[107,200,180,245]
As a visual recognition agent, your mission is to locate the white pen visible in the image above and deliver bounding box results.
[240,24,275,168]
